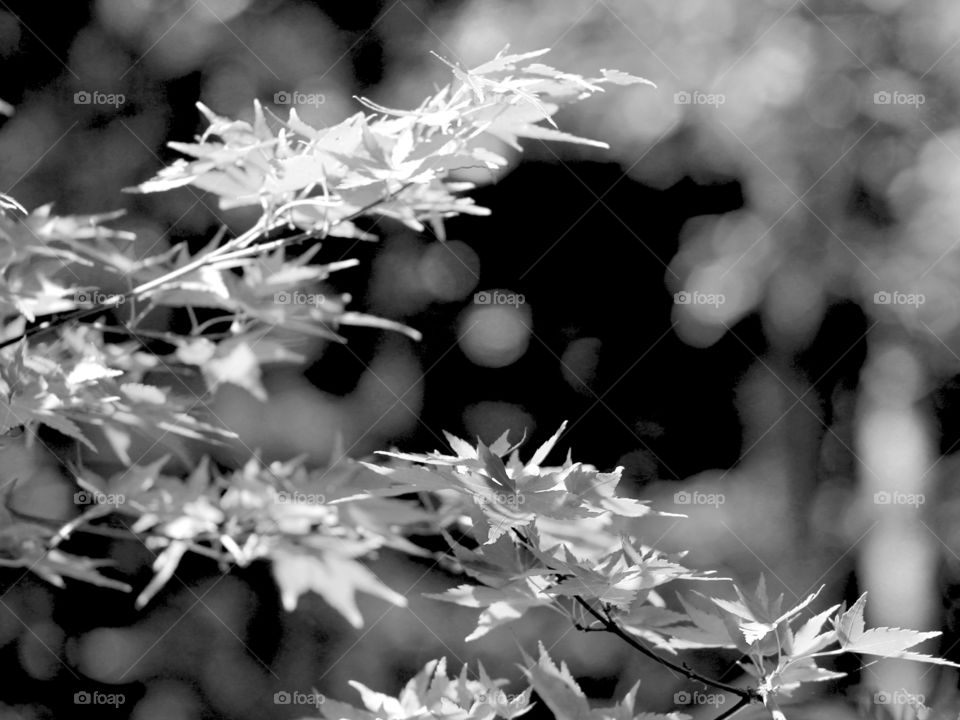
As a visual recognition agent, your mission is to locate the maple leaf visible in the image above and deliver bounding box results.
[760,656,845,699]
[785,603,840,658]
[270,541,407,627]
[321,657,532,720]
[659,592,739,649]
[0,522,131,592]
[833,592,960,667]
[520,643,689,720]
[691,578,824,651]
[426,579,553,642]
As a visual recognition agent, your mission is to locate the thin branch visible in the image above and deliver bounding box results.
[572,596,759,702]
[0,181,417,351]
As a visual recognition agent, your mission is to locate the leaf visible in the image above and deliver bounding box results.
[595,68,656,87]
[668,593,738,648]
[201,340,267,401]
[120,383,167,405]
[520,643,689,720]
[321,657,531,720]
[834,593,867,643]
[135,540,189,609]
[425,581,551,642]
[705,583,824,648]
[442,431,478,459]
[470,47,552,75]
[526,422,567,469]
[519,642,590,720]
[271,544,407,627]
[833,592,960,667]
[842,627,951,664]
[789,604,839,657]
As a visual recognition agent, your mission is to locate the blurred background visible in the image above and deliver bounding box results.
[3,0,960,717]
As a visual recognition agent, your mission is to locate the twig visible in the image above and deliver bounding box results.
[0,181,417,351]
[572,596,759,702]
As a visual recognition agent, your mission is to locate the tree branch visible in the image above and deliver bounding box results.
[0,181,417,351]
[572,596,759,702]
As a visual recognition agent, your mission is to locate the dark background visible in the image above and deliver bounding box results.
[2,0,960,718]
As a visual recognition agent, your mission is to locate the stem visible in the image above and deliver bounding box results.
[573,596,758,702]
[0,181,417,351]
[713,696,751,720]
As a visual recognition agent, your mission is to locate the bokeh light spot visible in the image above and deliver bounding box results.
[560,337,602,393]
[418,240,481,302]
[458,300,532,368]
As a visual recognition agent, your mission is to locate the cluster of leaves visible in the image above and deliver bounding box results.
[374,422,713,641]
[0,47,649,579]
[0,49,954,720]
[132,48,650,234]
[0,46,651,467]
[65,449,440,615]
[317,647,685,720]
[321,428,955,720]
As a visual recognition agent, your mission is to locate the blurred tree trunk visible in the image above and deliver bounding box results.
[856,334,937,697]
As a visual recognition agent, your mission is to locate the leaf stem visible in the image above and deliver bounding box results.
[0,181,417,351]
[572,596,759,702]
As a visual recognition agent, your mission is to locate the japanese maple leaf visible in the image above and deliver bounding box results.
[833,593,960,667]
[521,643,688,720]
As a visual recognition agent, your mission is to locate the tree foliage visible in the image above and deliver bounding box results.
[0,48,951,720]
